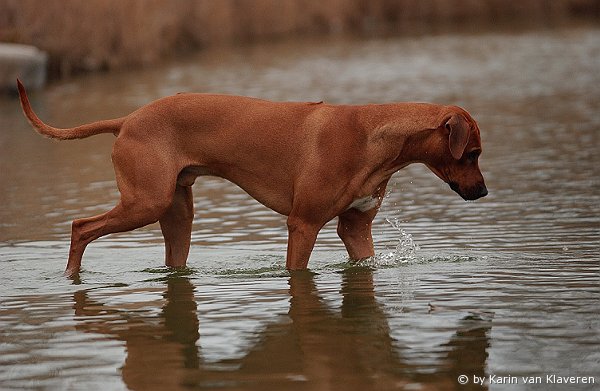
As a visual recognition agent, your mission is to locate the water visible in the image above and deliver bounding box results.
[1,27,599,390]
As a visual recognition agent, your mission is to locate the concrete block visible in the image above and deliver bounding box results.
[0,43,48,94]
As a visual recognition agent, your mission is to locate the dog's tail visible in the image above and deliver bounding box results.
[17,78,125,140]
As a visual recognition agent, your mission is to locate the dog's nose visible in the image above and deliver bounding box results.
[479,185,488,198]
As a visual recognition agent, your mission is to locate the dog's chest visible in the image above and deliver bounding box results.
[348,196,379,212]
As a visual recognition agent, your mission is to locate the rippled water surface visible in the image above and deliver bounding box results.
[1,27,599,390]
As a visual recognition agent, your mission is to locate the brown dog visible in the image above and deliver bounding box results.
[17,79,487,276]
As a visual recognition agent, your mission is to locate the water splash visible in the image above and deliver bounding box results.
[383,217,420,262]
[354,217,421,267]
[386,217,420,259]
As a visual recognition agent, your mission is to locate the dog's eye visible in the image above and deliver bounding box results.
[466,150,480,162]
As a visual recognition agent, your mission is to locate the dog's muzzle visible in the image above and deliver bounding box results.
[449,182,488,201]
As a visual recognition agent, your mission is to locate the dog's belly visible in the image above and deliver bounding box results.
[177,165,294,216]
[177,166,215,186]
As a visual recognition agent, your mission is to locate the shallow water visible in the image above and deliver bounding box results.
[1,27,599,390]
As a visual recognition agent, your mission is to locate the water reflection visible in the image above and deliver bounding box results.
[73,269,492,390]
[73,278,199,390]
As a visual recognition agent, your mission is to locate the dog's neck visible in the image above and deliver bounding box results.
[361,104,457,176]
[368,122,439,174]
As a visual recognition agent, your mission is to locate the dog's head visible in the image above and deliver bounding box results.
[425,107,488,201]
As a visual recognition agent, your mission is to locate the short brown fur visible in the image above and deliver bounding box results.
[17,79,487,276]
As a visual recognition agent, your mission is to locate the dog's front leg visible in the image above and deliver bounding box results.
[337,208,377,261]
[336,179,388,261]
[285,215,324,270]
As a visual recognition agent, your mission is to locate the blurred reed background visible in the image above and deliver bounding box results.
[1,0,599,79]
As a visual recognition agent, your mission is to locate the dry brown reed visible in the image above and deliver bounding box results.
[1,0,598,79]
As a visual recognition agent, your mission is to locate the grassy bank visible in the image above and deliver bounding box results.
[1,0,598,79]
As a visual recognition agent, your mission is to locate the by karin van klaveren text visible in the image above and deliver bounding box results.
[457,374,595,386]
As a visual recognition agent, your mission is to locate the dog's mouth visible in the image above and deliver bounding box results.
[449,182,488,201]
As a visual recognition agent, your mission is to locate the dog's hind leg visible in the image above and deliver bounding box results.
[65,142,180,277]
[66,198,173,277]
[159,185,194,267]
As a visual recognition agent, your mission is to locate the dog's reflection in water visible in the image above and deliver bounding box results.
[73,269,491,390]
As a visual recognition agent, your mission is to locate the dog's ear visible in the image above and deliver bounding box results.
[445,114,470,160]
